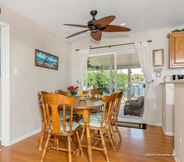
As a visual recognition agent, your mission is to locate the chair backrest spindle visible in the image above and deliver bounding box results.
[112,91,123,123]
[101,95,114,126]
[38,91,50,129]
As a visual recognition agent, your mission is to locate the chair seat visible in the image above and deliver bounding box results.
[60,121,81,132]
[90,112,102,121]
[51,120,81,132]
[80,112,103,128]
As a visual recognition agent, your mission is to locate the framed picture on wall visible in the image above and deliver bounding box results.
[152,49,164,67]
[35,49,59,70]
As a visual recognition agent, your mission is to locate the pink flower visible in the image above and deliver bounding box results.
[67,85,78,93]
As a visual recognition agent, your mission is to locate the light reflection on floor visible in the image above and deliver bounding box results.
[129,128,144,140]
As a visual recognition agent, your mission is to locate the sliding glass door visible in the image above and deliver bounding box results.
[85,53,145,119]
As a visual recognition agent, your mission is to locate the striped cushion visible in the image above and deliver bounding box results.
[51,120,80,131]
[80,112,103,128]
[60,121,80,131]
[90,112,102,121]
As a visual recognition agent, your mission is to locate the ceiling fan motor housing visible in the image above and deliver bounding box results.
[88,10,98,30]
[88,20,97,30]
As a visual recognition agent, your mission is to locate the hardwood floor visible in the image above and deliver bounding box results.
[0,126,174,162]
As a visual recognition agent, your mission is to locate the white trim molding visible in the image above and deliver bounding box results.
[9,128,41,146]
[164,130,174,137]
[0,22,11,146]
[147,122,162,127]
[175,156,181,162]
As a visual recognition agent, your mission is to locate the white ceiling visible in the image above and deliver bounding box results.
[1,0,184,40]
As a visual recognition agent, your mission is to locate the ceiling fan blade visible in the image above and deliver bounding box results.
[91,31,102,41]
[103,25,131,32]
[64,24,88,28]
[66,29,89,39]
[96,16,116,27]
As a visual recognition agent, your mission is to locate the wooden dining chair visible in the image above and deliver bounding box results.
[38,91,49,151]
[110,91,123,148]
[80,95,115,162]
[41,93,83,162]
[101,95,117,150]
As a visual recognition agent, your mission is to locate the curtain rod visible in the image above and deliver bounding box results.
[75,40,152,51]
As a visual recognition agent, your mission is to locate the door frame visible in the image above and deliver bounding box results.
[0,22,11,146]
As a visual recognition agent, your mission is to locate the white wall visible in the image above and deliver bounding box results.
[0,7,70,144]
[69,26,184,126]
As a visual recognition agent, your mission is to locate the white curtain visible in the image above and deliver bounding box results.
[72,49,89,88]
[80,49,89,87]
[135,42,157,125]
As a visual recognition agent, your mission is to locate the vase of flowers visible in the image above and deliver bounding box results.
[67,85,79,96]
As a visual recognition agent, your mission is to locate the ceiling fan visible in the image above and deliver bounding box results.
[64,10,131,41]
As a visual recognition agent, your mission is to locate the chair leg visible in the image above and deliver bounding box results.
[56,137,59,151]
[80,127,85,143]
[67,135,72,162]
[86,126,93,162]
[114,124,122,146]
[110,124,121,150]
[107,128,116,151]
[99,129,110,162]
[109,125,116,145]
[39,131,45,151]
[76,130,84,156]
[41,133,51,162]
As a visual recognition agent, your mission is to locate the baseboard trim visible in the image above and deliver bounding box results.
[175,156,181,162]
[164,131,174,136]
[9,128,41,146]
[162,127,174,136]
[147,123,162,127]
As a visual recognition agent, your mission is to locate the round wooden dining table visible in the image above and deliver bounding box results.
[74,98,104,162]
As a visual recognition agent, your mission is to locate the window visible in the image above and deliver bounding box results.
[85,53,145,97]
[88,54,114,70]
[85,54,115,94]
